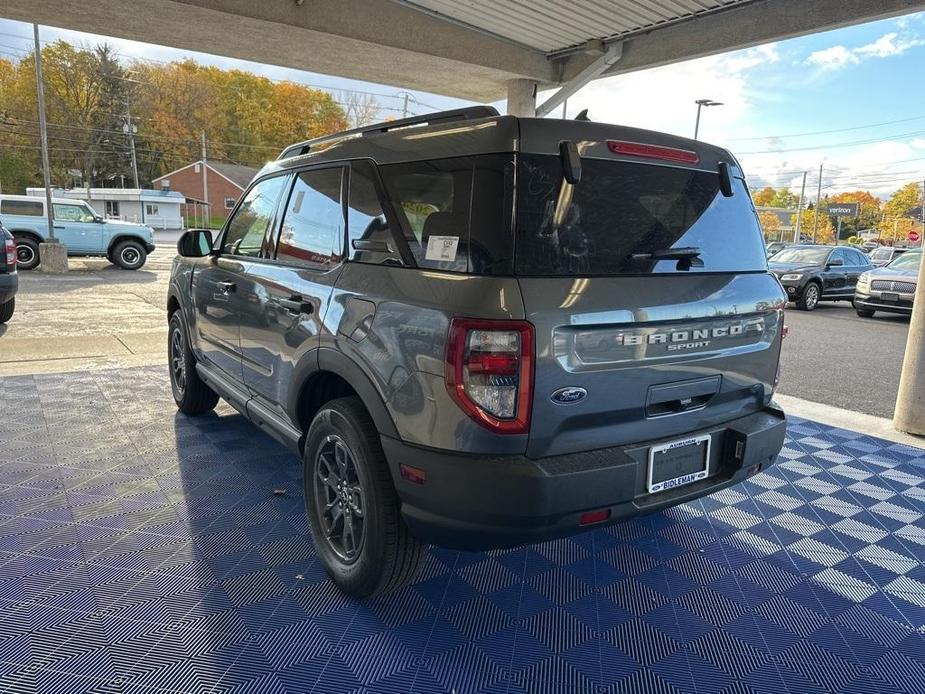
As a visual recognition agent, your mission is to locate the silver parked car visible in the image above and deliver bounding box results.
[855,250,921,317]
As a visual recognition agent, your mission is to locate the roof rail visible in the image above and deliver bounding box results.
[277,105,500,159]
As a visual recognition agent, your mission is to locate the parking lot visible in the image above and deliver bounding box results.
[780,304,910,419]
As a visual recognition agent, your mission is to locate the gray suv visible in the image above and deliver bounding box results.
[167,107,787,597]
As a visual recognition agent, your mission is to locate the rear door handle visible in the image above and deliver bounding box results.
[217,281,236,293]
[53,225,65,229]
[277,295,313,315]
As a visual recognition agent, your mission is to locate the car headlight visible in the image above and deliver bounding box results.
[780,273,803,281]
[857,272,871,284]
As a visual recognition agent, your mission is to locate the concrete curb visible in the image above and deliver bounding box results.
[775,393,925,450]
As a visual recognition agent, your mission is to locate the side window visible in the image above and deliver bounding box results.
[347,161,403,266]
[54,204,94,222]
[277,167,344,270]
[851,249,869,266]
[223,175,287,257]
[831,248,849,266]
[1,200,43,216]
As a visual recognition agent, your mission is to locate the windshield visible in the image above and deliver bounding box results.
[771,247,830,264]
[887,251,922,270]
[515,154,767,275]
[870,248,891,260]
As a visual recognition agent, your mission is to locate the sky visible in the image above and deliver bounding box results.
[1,10,924,202]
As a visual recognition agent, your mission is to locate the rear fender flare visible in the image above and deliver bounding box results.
[288,348,399,439]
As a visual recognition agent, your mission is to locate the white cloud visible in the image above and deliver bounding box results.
[805,32,923,70]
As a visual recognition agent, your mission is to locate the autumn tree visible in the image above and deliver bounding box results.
[758,211,782,242]
[877,182,924,243]
[832,190,881,236]
[752,186,775,206]
[791,206,835,244]
[0,44,349,191]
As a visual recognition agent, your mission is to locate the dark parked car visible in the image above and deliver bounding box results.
[854,250,921,317]
[167,107,787,596]
[868,246,911,268]
[0,222,17,324]
[769,244,872,310]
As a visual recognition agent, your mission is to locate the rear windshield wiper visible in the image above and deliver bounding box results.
[632,247,702,261]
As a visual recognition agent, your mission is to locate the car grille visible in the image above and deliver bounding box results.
[871,280,916,293]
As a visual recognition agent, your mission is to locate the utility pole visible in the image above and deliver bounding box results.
[33,24,55,244]
[811,163,823,243]
[123,97,139,190]
[401,92,409,119]
[794,171,807,243]
[201,131,209,228]
[561,98,568,119]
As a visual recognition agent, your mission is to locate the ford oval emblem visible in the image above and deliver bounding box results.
[551,387,587,404]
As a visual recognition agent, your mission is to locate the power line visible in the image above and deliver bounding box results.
[736,127,925,155]
[728,113,925,142]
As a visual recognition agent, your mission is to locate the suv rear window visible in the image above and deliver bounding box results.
[515,154,767,276]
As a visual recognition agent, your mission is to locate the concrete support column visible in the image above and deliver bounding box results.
[38,242,68,273]
[894,257,925,434]
[506,79,536,117]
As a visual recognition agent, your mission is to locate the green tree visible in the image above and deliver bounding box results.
[878,182,924,243]
[769,187,799,209]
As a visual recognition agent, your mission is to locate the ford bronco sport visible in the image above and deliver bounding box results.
[167,106,787,597]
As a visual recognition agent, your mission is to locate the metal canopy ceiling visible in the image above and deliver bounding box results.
[398,0,752,54]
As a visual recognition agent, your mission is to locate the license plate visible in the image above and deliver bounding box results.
[647,435,711,494]
[880,292,899,302]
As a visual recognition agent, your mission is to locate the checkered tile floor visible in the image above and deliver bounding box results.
[1,368,924,694]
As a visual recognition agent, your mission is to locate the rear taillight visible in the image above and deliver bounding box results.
[3,238,14,268]
[607,140,700,165]
[445,318,534,435]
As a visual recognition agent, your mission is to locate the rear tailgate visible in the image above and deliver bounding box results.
[513,122,785,458]
[521,274,784,458]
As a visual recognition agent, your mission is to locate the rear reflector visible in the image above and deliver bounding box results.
[399,464,426,485]
[579,509,611,526]
[607,140,700,165]
[782,325,789,339]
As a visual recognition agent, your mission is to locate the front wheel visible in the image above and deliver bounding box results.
[0,298,13,324]
[113,240,147,270]
[168,312,219,415]
[796,282,821,311]
[304,397,424,598]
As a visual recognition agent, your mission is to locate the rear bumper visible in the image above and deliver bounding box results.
[384,404,787,550]
[0,272,18,304]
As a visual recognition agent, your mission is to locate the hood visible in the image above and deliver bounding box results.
[868,265,920,280]
[768,262,819,274]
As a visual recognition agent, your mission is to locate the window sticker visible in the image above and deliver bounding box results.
[425,235,459,262]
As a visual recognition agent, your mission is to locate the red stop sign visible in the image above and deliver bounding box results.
[909,231,921,242]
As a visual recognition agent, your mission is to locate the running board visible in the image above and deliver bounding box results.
[195,361,302,456]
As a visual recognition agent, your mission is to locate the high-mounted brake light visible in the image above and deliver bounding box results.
[445,318,534,435]
[3,238,15,269]
[607,140,700,165]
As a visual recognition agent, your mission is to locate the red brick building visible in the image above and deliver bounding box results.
[152,160,257,227]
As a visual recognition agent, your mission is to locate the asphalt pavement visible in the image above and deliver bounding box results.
[777,300,910,419]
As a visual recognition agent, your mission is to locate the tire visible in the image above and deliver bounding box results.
[0,298,13,324]
[796,282,821,311]
[856,307,875,318]
[304,397,424,598]
[113,240,147,270]
[168,312,219,415]
[14,236,40,271]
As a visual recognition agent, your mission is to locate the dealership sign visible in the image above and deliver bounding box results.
[826,202,859,216]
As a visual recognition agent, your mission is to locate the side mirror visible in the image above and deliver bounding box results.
[827,257,843,267]
[177,229,214,258]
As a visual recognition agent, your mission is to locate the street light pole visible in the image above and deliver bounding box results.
[33,24,54,243]
[693,98,723,140]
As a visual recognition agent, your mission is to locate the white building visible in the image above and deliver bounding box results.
[26,187,185,230]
